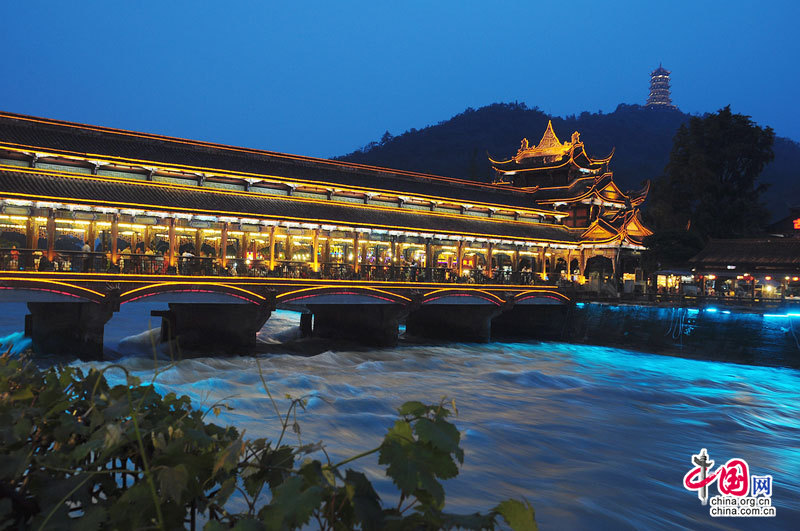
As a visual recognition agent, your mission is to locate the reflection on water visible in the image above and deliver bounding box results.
[3,304,799,529]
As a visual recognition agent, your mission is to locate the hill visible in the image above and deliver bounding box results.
[337,103,799,221]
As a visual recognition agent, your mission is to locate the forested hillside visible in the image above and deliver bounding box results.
[338,103,799,220]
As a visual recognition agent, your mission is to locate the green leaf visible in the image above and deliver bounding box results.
[496,499,537,531]
[397,401,428,417]
[259,476,322,530]
[78,505,108,529]
[232,519,265,531]
[440,511,497,530]
[345,470,383,531]
[9,387,33,402]
[414,418,461,454]
[158,464,189,503]
[215,477,236,505]
[213,437,244,476]
[204,520,226,531]
[103,423,123,449]
[151,431,167,451]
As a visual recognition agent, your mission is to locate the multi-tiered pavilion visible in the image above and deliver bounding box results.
[490,120,652,276]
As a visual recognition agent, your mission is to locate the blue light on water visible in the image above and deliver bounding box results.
[764,313,800,318]
[722,310,731,314]
[705,307,718,313]
[576,303,585,308]
[687,308,699,315]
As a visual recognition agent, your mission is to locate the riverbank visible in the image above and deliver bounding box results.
[564,302,800,368]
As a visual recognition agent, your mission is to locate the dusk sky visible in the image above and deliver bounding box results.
[2,1,798,159]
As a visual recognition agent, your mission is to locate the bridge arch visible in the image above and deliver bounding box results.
[0,278,104,303]
[119,282,267,305]
[277,285,411,306]
[420,288,504,306]
[513,289,570,305]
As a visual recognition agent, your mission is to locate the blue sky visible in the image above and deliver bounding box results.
[1,1,797,158]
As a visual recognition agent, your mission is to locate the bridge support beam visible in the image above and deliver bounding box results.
[491,304,569,340]
[155,303,271,353]
[25,302,115,359]
[406,304,502,343]
[307,304,405,346]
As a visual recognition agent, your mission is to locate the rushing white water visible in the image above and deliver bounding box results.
[3,302,799,529]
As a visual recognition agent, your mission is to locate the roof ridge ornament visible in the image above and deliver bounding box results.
[512,120,572,163]
[536,120,562,150]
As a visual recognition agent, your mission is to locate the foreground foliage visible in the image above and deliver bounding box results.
[0,353,535,530]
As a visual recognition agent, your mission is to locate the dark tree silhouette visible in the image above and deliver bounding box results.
[647,106,775,239]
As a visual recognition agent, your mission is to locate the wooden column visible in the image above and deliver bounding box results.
[268,226,276,270]
[142,225,150,253]
[566,249,573,277]
[486,243,494,279]
[312,228,319,272]
[513,246,520,273]
[425,239,433,278]
[353,232,360,273]
[579,248,587,276]
[456,240,465,276]
[539,247,547,278]
[390,238,397,264]
[110,214,119,265]
[26,216,38,249]
[323,233,331,265]
[87,221,96,252]
[220,222,229,268]
[167,217,176,267]
[286,235,294,262]
[46,209,56,261]
[195,229,203,255]
[241,232,249,260]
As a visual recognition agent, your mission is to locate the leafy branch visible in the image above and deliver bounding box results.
[0,350,536,530]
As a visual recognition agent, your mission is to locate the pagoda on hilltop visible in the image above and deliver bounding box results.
[646,64,676,108]
[489,121,652,245]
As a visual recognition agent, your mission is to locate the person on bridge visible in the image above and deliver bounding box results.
[81,241,91,272]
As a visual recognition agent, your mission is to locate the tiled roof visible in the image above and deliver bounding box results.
[0,168,580,243]
[0,112,545,211]
[690,239,800,266]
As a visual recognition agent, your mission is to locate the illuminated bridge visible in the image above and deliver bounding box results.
[0,112,646,357]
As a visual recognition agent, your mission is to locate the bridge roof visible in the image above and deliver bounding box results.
[0,111,550,213]
[0,167,581,244]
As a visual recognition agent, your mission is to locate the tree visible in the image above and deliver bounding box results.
[646,106,775,239]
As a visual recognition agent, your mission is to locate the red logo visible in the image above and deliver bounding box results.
[683,449,750,504]
[793,218,800,230]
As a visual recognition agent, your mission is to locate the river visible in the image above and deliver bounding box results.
[2,302,798,529]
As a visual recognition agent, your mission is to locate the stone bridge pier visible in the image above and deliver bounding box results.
[153,301,273,353]
[406,304,503,342]
[25,301,117,360]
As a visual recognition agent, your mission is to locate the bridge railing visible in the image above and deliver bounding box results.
[0,248,549,286]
